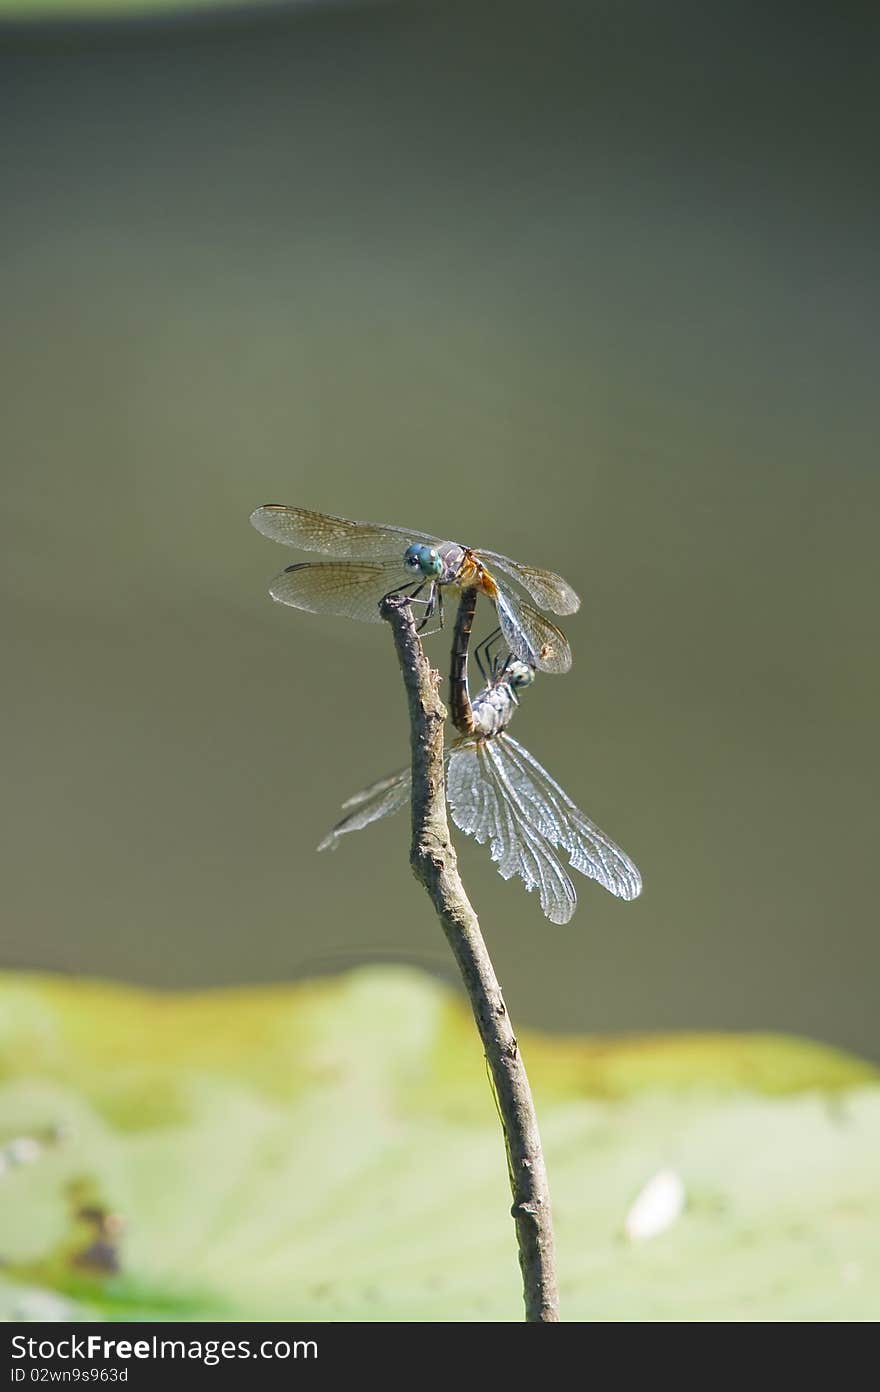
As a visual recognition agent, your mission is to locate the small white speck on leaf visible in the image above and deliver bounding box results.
[5,1137,43,1167]
[624,1168,686,1241]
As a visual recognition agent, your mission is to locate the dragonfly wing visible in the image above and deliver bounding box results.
[495,588,572,673]
[251,505,439,558]
[447,744,577,924]
[341,770,412,811]
[499,735,642,900]
[446,743,497,851]
[268,559,413,622]
[317,767,411,850]
[480,741,578,923]
[478,549,581,616]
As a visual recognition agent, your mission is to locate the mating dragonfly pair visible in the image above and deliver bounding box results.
[251,505,641,923]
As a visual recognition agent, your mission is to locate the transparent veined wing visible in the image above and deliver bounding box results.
[251,505,439,558]
[478,549,581,616]
[494,587,572,673]
[339,771,410,811]
[317,767,411,850]
[268,559,413,622]
[447,743,578,924]
[496,734,642,900]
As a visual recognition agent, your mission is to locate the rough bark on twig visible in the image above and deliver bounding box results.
[379,593,560,1323]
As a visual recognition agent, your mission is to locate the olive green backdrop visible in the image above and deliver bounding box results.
[2,2,877,1055]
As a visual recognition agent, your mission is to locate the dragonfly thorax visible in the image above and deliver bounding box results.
[470,681,519,739]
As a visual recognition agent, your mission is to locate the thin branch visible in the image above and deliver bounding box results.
[380,593,560,1324]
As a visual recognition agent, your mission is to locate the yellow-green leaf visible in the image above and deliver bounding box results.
[0,967,876,1321]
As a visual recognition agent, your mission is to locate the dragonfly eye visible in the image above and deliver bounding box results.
[404,544,442,578]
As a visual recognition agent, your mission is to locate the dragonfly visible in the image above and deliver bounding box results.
[318,589,642,923]
[250,504,579,673]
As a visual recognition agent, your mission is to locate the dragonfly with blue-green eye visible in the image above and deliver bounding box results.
[319,589,642,923]
[250,505,579,673]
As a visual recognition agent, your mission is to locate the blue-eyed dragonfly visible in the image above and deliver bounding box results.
[318,589,641,923]
[250,505,578,673]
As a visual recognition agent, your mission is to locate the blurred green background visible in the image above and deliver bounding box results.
[2,1,877,1059]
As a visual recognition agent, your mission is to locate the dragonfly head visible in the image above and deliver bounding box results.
[505,659,536,692]
[404,543,443,579]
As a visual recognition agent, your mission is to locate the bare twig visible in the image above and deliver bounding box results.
[380,593,560,1323]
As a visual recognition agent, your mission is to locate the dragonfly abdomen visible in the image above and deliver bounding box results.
[448,587,479,736]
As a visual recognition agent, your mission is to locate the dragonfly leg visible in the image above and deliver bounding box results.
[474,626,504,682]
[381,580,432,610]
[415,581,443,633]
